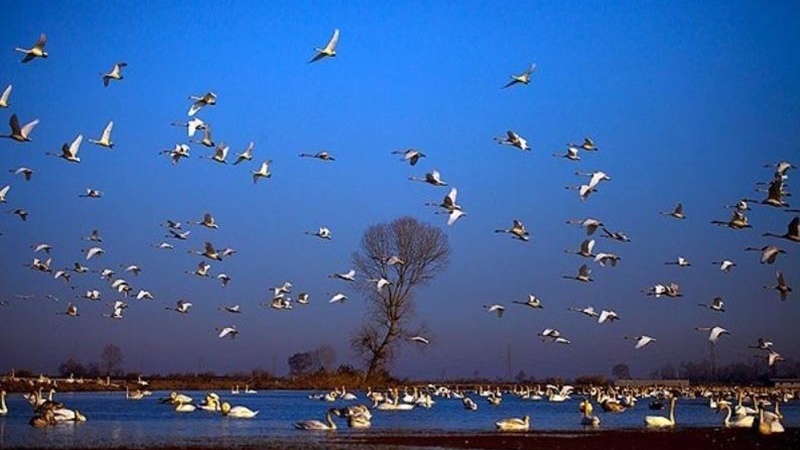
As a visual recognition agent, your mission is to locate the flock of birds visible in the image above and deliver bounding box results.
[0,28,798,403]
[1,375,791,434]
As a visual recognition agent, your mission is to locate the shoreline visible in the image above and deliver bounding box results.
[4,429,799,450]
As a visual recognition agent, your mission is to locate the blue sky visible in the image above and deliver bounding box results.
[1,0,798,379]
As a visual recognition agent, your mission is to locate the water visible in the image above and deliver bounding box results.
[1,390,797,448]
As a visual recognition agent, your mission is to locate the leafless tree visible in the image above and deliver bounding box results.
[350,216,450,380]
[100,344,124,376]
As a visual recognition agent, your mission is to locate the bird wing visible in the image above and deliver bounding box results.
[0,84,11,104]
[8,114,20,135]
[788,216,799,236]
[68,134,83,157]
[35,33,47,49]
[101,121,113,141]
[325,28,340,52]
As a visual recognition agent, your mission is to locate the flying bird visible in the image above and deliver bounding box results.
[494,130,529,151]
[598,310,620,324]
[495,219,530,242]
[194,213,219,229]
[391,149,425,166]
[306,227,332,240]
[79,188,103,199]
[502,63,536,88]
[84,246,105,260]
[252,160,272,183]
[565,239,596,258]
[47,134,83,163]
[569,137,598,151]
[0,185,9,203]
[88,121,115,148]
[711,260,736,273]
[625,335,656,349]
[512,294,543,309]
[171,117,207,138]
[409,170,447,186]
[695,326,730,344]
[15,33,48,63]
[330,269,356,282]
[600,227,631,243]
[0,84,12,108]
[167,299,192,314]
[101,62,127,87]
[309,28,339,63]
[563,264,593,283]
[299,151,335,161]
[188,92,217,116]
[484,304,506,318]
[698,296,725,312]
[710,210,751,229]
[409,336,430,345]
[660,203,686,220]
[553,145,581,161]
[9,208,28,221]
[187,262,212,278]
[744,245,787,264]
[233,141,254,165]
[217,326,238,339]
[10,167,33,181]
[665,257,691,267]
[763,271,792,301]
[762,216,799,243]
[1,114,39,142]
[202,143,229,164]
[328,293,347,304]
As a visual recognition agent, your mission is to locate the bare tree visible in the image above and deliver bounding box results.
[100,344,124,376]
[351,216,450,380]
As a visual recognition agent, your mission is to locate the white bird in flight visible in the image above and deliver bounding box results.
[328,293,347,304]
[309,28,339,63]
[484,304,506,318]
[233,141,254,165]
[598,310,620,324]
[217,326,238,339]
[10,166,33,181]
[299,151,335,161]
[409,336,430,345]
[711,259,736,273]
[0,84,12,108]
[695,326,730,344]
[101,62,127,87]
[167,299,192,314]
[494,130,529,151]
[392,149,425,166]
[171,117,207,138]
[512,294,543,309]
[1,114,39,142]
[661,202,686,220]
[502,63,536,89]
[188,92,217,116]
[625,335,656,349]
[697,296,725,312]
[410,170,447,186]
[330,269,356,282]
[306,227,332,240]
[15,33,48,63]
[0,185,9,203]
[252,160,272,183]
[47,134,83,163]
[495,219,530,242]
[88,121,115,148]
[563,264,593,283]
[194,213,219,229]
[84,246,105,260]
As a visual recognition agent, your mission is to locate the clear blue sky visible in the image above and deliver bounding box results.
[1,0,798,380]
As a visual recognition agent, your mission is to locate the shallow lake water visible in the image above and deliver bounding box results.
[1,390,797,448]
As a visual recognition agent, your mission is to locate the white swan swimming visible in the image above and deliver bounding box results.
[495,415,529,431]
[53,408,87,422]
[717,403,754,428]
[175,402,196,413]
[294,408,339,430]
[644,397,676,428]
[221,401,258,418]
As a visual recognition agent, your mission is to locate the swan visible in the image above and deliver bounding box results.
[201,143,229,164]
[299,150,336,161]
[0,390,7,415]
[252,160,272,183]
[660,203,686,220]
[15,33,48,63]
[644,397,676,428]
[565,239,596,258]
[197,393,220,412]
[309,28,339,63]
[597,310,620,324]
[695,326,731,344]
[338,404,372,428]
[484,304,506,317]
[221,401,258,418]
[306,227,332,240]
[340,387,357,400]
[600,227,631,242]
[53,408,87,422]
[570,137,598,151]
[330,269,356,282]
[553,145,581,161]
[171,117,206,138]
[568,305,598,318]
[175,402,196,413]
[186,261,211,278]
[438,208,467,226]
[566,218,604,235]
[762,216,799,243]
[495,415,529,431]
[580,400,600,427]
[711,259,736,273]
[126,386,144,400]
[244,385,257,394]
[391,149,425,165]
[745,245,786,265]
[0,84,11,108]
[426,187,461,211]
[217,326,238,339]
[665,256,691,267]
[502,63,536,88]
[188,92,217,116]
[233,141,254,165]
[462,397,478,410]
[1,114,39,142]
[763,271,792,301]
[562,264,593,282]
[694,293,725,311]
[760,401,785,433]
[47,134,83,163]
[495,219,530,241]
[711,210,751,229]
[494,130,530,151]
[10,166,34,181]
[717,403,754,428]
[161,143,190,165]
[512,294,543,309]
[410,169,448,186]
[0,185,9,203]
[625,335,656,349]
[101,62,127,87]
[294,408,339,430]
[744,177,789,208]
